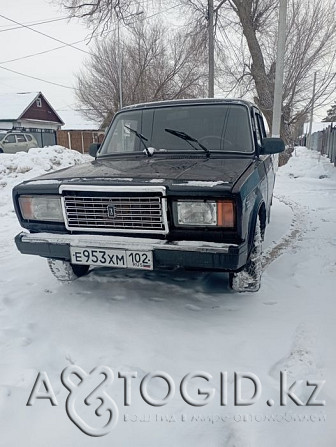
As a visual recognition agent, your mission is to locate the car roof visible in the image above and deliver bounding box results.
[0,131,33,137]
[7,131,26,134]
[121,98,257,111]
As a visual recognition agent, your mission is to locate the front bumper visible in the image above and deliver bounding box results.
[15,232,248,272]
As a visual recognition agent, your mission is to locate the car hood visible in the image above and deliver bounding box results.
[30,155,254,186]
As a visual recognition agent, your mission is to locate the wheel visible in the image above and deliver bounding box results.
[47,259,89,281]
[229,217,263,292]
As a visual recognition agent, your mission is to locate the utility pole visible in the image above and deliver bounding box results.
[272,0,287,137]
[307,72,317,149]
[208,0,214,98]
[117,19,123,110]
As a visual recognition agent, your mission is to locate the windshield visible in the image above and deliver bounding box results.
[99,104,254,156]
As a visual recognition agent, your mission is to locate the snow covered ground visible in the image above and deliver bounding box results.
[0,146,335,446]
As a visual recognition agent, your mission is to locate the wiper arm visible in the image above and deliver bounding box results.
[124,125,152,157]
[165,128,211,158]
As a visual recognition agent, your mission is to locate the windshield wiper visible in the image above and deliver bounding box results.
[165,128,211,158]
[124,125,152,157]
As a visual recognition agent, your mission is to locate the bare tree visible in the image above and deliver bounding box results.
[179,0,336,140]
[57,0,169,34]
[58,0,336,140]
[75,21,207,124]
[57,0,144,33]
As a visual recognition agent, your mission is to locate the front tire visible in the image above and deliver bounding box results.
[229,217,263,292]
[47,259,89,281]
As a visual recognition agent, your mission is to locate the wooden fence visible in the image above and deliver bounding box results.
[56,130,105,154]
[307,125,336,166]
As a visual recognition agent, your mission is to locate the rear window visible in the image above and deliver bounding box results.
[100,104,254,155]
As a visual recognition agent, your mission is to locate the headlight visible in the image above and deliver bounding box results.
[177,201,217,226]
[176,200,235,227]
[18,195,64,222]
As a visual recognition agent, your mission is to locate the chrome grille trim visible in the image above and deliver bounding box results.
[59,185,168,234]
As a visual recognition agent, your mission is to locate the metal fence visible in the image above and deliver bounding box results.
[307,125,336,166]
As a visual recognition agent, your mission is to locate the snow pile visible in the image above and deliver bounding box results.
[0,145,90,214]
[282,146,336,181]
[0,145,89,182]
[0,145,335,446]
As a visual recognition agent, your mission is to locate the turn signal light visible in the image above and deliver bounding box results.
[217,200,235,228]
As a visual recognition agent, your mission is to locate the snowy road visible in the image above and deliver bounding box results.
[0,147,335,446]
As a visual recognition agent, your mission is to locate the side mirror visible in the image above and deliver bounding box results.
[260,137,285,155]
[89,143,101,157]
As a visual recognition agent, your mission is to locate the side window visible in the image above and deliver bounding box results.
[257,114,267,138]
[108,116,141,152]
[4,134,16,143]
[16,134,26,142]
[254,114,262,146]
[25,134,32,141]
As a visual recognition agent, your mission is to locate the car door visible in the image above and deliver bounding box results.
[1,134,18,153]
[25,134,37,149]
[15,133,29,152]
[254,110,274,214]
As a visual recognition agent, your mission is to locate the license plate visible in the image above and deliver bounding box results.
[70,247,153,270]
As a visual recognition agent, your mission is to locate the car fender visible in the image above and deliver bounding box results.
[247,193,266,255]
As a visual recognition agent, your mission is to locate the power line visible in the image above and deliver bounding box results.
[0,39,89,64]
[0,14,92,56]
[0,15,68,27]
[145,3,180,19]
[0,4,181,56]
[0,16,68,32]
[0,5,185,103]
[0,5,182,64]
[0,3,183,91]
[0,65,75,90]
[217,25,243,70]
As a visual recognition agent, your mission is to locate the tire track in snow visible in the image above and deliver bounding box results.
[262,195,308,270]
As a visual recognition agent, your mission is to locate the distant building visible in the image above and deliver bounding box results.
[0,91,64,146]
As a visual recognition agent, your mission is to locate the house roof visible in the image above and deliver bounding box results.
[60,109,101,130]
[0,92,38,120]
[0,91,64,124]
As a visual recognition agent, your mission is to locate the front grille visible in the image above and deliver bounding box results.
[62,191,167,234]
